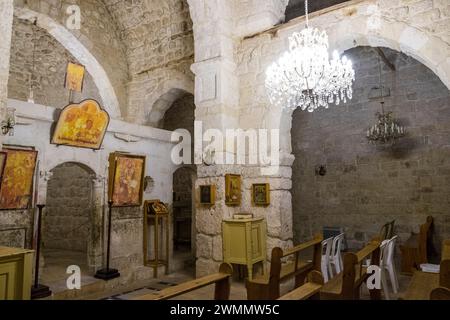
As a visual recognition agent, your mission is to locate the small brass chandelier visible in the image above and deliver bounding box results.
[366,55,405,144]
[366,102,405,144]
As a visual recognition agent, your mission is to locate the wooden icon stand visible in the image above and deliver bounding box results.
[94,200,120,281]
[31,204,52,299]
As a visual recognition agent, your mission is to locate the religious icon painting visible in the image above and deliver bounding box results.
[0,148,38,210]
[252,183,270,206]
[199,185,215,205]
[225,174,241,206]
[65,62,85,92]
[108,152,146,207]
[52,99,110,150]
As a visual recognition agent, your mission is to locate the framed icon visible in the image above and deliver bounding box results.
[0,148,38,210]
[65,62,85,92]
[52,99,110,150]
[252,183,270,206]
[108,152,146,207]
[199,185,215,205]
[225,174,241,206]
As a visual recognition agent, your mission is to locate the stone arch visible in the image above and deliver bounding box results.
[325,17,450,91]
[146,76,194,127]
[45,153,100,178]
[14,7,121,118]
[289,45,450,245]
[270,14,450,156]
[42,157,106,271]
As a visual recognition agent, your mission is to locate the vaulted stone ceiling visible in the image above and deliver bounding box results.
[101,0,194,76]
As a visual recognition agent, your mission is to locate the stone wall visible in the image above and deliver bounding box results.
[292,46,450,250]
[44,162,93,252]
[161,93,195,162]
[103,0,195,123]
[161,94,195,133]
[8,18,101,108]
[285,0,350,22]
[2,98,177,280]
[14,0,129,116]
[0,0,13,125]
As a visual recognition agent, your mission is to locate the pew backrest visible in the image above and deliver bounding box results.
[246,234,323,300]
[419,216,433,261]
[321,239,381,300]
[277,271,324,300]
[343,239,381,298]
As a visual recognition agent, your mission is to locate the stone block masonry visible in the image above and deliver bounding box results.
[292,46,450,251]
[44,163,93,253]
[8,18,101,109]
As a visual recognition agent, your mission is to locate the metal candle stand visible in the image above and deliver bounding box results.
[94,200,120,281]
[31,204,52,299]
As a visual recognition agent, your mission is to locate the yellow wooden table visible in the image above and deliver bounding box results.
[222,218,266,280]
[0,246,34,300]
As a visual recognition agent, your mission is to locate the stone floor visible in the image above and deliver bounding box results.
[37,248,413,300]
[100,265,413,300]
[41,248,97,294]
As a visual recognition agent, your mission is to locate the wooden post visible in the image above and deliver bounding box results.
[154,214,159,278]
[214,263,232,300]
[30,204,52,299]
[165,213,169,275]
[368,246,382,300]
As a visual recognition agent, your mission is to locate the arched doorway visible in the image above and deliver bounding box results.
[160,92,197,273]
[42,162,96,289]
[172,166,197,270]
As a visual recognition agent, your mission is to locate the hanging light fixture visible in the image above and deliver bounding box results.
[265,0,355,112]
[366,52,405,144]
[28,18,37,104]
[1,107,16,136]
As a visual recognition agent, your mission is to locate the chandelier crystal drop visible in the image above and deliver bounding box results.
[265,0,355,112]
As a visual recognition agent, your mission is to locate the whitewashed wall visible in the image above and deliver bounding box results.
[1,98,178,279]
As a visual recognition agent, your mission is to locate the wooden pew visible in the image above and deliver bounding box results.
[404,239,450,300]
[438,239,450,288]
[246,234,323,300]
[134,263,233,300]
[277,271,324,300]
[320,239,382,300]
[400,216,433,274]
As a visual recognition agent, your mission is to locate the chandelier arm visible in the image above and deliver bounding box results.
[305,0,309,27]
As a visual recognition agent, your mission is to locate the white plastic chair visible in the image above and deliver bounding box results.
[365,236,399,300]
[379,240,391,300]
[321,237,334,283]
[383,235,399,294]
[329,233,344,276]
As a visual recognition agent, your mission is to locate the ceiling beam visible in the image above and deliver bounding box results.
[375,47,396,72]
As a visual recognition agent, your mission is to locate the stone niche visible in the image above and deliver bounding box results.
[292,46,450,251]
[43,162,93,253]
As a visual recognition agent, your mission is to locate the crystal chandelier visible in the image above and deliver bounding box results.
[366,53,405,144]
[265,0,355,112]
